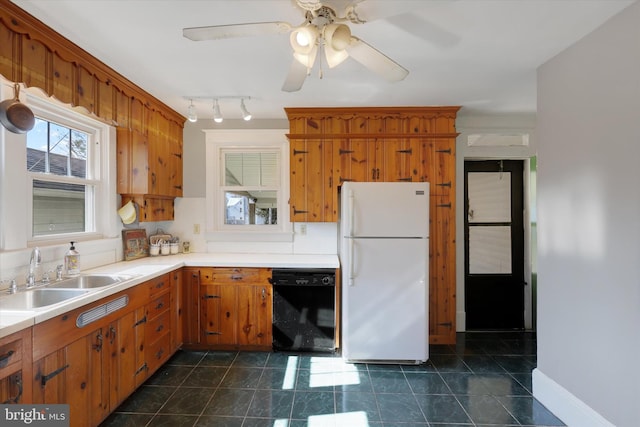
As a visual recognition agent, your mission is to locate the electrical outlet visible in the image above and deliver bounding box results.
[299,224,307,235]
[193,224,200,234]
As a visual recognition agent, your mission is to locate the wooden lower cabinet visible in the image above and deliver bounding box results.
[29,271,179,427]
[0,328,32,404]
[183,267,273,351]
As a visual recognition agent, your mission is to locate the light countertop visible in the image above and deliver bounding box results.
[0,252,339,338]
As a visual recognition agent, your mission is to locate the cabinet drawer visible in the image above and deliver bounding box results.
[0,337,22,375]
[146,310,171,342]
[147,273,171,297]
[146,292,170,319]
[200,268,271,284]
[146,332,171,374]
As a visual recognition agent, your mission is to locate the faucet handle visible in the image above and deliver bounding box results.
[56,265,64,281]
[42,270,52,284]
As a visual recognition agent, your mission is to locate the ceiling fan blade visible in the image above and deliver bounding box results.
[282,59,309,92]
[183,22,292,41]
[348,36,409,82]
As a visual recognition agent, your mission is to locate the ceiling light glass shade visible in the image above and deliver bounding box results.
[187,102,197,123]
[293,43,318,69]
[324,24,351,68]
[290,25,318,55]
[240,99,252,121]
[213,99,223,123]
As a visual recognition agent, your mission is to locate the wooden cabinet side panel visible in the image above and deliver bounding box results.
[289,140,308,221]
[182,269,201,345]
[429,195,456,344]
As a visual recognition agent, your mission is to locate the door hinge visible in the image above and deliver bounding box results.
[437,203,452,208]
[205,331,221,336]
[436,148,452,154]
[41,364,70,386]
[134,316,147,327]
[204,294,220,299]
[293,149,308,155]
[436,181,452,188]
[438,322,453,328]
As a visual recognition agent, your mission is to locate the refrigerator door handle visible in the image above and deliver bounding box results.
[348,238,355,286]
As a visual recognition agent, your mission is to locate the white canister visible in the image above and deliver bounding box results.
[161,243,170,255]
[170,242,179,255]
[149,244,160,256]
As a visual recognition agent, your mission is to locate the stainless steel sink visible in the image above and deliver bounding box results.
[45,274,133,289]
[0,288,91,310]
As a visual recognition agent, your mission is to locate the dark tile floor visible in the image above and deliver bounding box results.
[100,332,564,427]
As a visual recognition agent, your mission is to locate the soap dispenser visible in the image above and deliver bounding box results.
[65,241,80,276]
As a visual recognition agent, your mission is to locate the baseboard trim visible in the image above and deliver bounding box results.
[532,368,615,427]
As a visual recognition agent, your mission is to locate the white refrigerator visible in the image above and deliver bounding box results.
[340,181,429,364]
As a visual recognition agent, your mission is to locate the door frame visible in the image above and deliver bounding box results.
[457,156,535,331]
[464,159,525,330]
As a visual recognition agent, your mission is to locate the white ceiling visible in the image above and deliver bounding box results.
[10,0,636,121]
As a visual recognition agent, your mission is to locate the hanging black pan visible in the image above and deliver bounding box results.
[0,83,35,134]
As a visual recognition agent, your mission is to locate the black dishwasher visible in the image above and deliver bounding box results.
[271,268,336,353]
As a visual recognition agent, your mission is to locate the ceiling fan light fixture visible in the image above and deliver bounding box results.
[240,98,252,121]
[187,100,198,123]
[323,23,351,68]
[213,99,223,123]
[293,43,318,69]
[290,25,318,54]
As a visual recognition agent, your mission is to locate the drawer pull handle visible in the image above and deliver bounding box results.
[156,324,164,333]
[0,350,15,368]
[41,364,70,386]
[155,302,164,310]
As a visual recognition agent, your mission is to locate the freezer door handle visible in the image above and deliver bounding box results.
[348,238,355,286]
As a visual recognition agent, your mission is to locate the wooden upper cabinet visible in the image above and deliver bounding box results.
[290,139,336,222]
[285,106,460,345]
[0,1,185,222]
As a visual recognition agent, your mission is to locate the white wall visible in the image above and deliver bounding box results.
[535,3,640,426]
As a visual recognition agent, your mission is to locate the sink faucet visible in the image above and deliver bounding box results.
[26,247,42,288]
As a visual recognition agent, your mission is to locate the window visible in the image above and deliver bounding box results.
[27,118,94,236]
[222,151,279,225]
[19,93,115,242]
[205,129,291,241]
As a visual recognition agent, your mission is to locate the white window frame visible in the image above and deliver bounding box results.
[205,129,292,242]
[0,87,117,249]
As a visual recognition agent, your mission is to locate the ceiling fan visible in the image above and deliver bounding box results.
[182,0,409,92]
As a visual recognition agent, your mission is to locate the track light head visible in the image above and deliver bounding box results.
[213,99,223,123]
[240,98,252,121]
[187,100,197,123]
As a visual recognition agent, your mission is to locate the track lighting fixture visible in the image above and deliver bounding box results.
[187,99,197,123]
[240,98,252,121]
[213,99,223,123]
[183,96,252,123]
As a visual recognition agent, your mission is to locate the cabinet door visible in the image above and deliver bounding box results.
[334,138,370,184]
[236,284,272,347]
[182,269,201,345]
[171,268,183,351]
[110,310,145,407]
[429,138,455,196]
[32,328,107,427]
[200,284,222,345]
[429,195,456,344]
[290,139,335,222]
